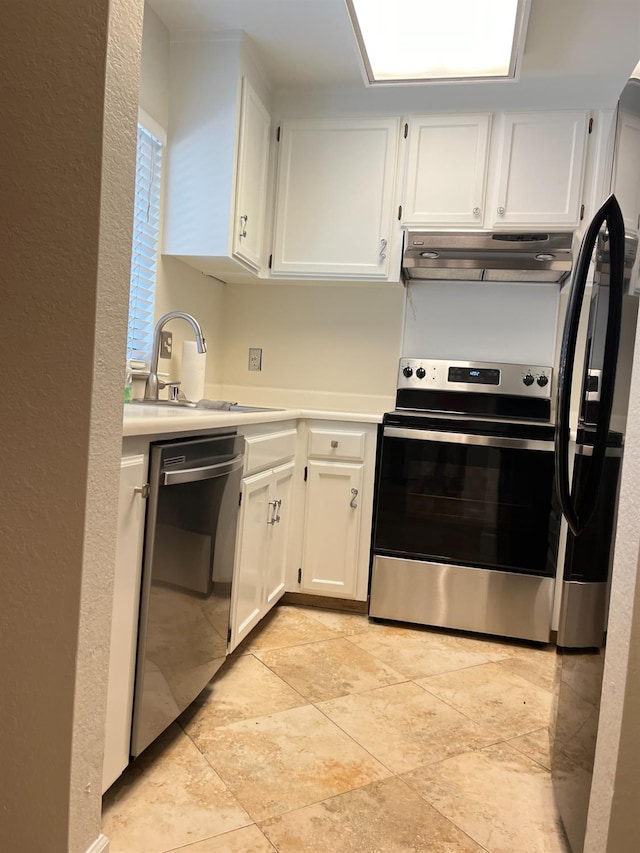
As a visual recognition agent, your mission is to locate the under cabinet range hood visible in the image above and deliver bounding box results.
[402,231,574,284]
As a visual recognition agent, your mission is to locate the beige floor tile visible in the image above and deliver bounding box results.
[295,606,373,636]
[256,637,405,702]
[102,724,251,853]
[260,776,484,852]
[417,660,553,739]
[317,680,498,774]
[403,743,569,853]
[497,643,558,692]
[165,824,276,852]
[348,624,511,679]
[508,727,553,770]
[180,654,306,732]
[237,605,342,652]
[189,704,391,822]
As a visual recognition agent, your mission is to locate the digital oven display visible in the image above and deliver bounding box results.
[448,366,500,385]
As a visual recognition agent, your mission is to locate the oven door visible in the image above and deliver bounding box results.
[374,425,558,575]
[369,424,560,641]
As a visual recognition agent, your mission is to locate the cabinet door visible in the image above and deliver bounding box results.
[233,76,271,270]
[301,461,363,597]
[272,118,399,278]
[230,469,271,651]
[102,455,146,793]
[265,461,295,612]
[492,111,589,227]
[402,114,491,226]
[612,111,640,233]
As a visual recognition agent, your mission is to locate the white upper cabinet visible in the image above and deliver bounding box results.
[233,77,271,269]
[271,118,400,279]
[491,111,589,228]
[401,110,590,231]
[402,114,491,226]
[163,35,272,280]
[612,110,640,233]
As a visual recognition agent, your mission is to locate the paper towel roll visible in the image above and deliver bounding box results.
[181,340,206,402]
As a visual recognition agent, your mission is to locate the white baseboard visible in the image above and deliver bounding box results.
[86,834,109,853]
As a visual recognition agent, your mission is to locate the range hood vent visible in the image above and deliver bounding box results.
[402,231,574,284]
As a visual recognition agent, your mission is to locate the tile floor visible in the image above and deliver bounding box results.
[102,604,570,853]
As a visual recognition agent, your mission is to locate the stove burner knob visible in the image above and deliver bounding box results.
[537,375,549,387]
[403,366,413,378]
[416,367,426,379]
[523,373,535,387]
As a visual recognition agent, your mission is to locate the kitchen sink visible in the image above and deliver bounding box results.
[130,399,284,413]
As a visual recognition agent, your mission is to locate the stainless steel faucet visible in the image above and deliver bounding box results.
[144,311,207,401]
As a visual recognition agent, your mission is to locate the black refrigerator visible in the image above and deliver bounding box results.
[551,189,639,852]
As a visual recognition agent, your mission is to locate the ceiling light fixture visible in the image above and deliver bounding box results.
[345,0,531,86]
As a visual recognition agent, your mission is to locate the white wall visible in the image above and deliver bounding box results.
[138,6,226,398]
[220,281,405,411]
[403,281,560,366]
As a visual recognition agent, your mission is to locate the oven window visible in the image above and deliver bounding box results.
[374,434,559,576]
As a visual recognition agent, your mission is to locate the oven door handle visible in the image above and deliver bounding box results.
[161,454,244,485]
[383,426,554,452]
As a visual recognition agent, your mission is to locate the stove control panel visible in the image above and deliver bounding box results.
[398,358,553,399]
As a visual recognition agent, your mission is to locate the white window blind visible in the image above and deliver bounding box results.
[127,122,164,364]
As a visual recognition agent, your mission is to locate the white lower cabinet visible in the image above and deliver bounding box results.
[102,454,147,794]
[230,428,297,651]
[300,460,363,598]
[298,423,377,602]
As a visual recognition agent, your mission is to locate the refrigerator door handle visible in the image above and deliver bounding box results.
[555,194,625,536]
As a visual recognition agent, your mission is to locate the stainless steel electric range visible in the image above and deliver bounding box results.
[369,358,559,643]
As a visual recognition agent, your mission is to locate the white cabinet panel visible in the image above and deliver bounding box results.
[231,469,271,650]
[307,428,365,462]
[301,461,363,598]
[233,77,271,270]
[102,455,146,793]
[492,111,589,227]
[265,461,295,610]
[272,118,399,278]
[402,114,491,226]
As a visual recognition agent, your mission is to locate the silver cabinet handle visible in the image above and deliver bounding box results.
[379,238,387,261]
[240,214,248,238]
[473,207,481,217]
[350,488,358,509]
[134,483,150,499]
[268,498,282,524]
[331,440,339,448]
[497,206,505,216]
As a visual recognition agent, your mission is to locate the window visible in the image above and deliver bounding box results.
[127,113,165,365]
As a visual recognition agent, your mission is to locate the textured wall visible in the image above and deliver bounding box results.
[0,0,142,850]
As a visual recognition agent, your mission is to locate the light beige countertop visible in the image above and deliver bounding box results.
[122,403,383,438]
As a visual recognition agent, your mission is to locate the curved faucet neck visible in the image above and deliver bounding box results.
[144,311,207,401]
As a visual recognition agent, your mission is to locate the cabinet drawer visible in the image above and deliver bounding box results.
[245,429,297,475]
[308,429,365,461]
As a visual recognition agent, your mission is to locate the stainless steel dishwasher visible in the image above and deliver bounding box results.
[131,431,244,757]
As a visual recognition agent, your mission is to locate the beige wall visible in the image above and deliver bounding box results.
[220,281,405,411]
[1,0,142,851]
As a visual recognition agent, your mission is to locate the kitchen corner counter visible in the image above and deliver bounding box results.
[122,403,383,438]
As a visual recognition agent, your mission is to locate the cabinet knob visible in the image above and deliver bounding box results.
[473,207,481,217]
[331,440,339,448]
[134,483,150,499]
[350,488,358,509]
[497,206,505,216]
[239,214,248,238]
[379,238,387,262]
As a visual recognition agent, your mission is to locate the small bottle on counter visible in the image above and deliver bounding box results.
[124,359,133,403]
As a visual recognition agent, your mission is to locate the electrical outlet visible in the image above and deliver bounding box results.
[160,331,172,359]
[248,347,262,371]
